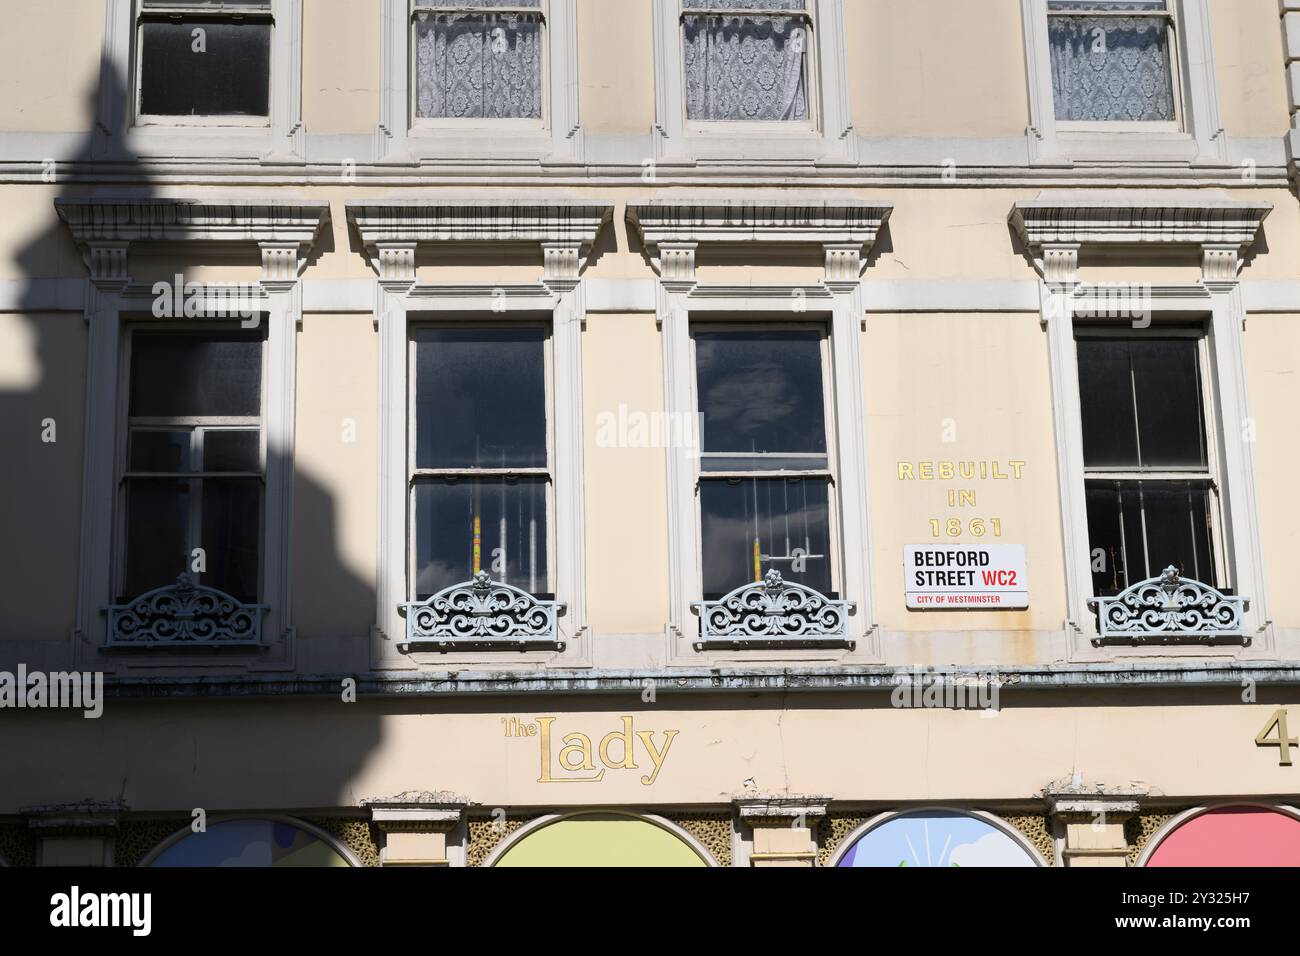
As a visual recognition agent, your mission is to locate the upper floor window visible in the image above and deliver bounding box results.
[409,326,552,599]
[1047,0,1176,123]
[136,0,273,123]
[412,0,544,120]
[118,327,266,605]
[694,328,834,599]
[682,1,811,122]
[1077,330,1221,598]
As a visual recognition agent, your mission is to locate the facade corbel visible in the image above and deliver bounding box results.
[734,794,830,867]
[364,792,473,867]
[1044,784,1149,868]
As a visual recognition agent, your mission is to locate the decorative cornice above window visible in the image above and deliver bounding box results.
[1009,194,1272,250]
[55,197,329,285]
[626,199,891,282]
[345,199,613,283]
[1087,566,1250,647]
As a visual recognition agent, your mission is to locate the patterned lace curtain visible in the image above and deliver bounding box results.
[414,0,542,119]
[683,0,809,121]
[1047,0,1174,122]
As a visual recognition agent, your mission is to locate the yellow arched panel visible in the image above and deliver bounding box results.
[495,813,708,867]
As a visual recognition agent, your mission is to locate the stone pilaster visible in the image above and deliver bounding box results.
[734,794,829,867]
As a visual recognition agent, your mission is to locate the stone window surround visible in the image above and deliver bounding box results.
[346,198,612,669]
[1020,0,1228,166]
[96,0,305,161]
[650,0,857,165]
[626,198,890,666]
[376,0,583,163]
[56,196,329,668]
[1010,192,1274,660]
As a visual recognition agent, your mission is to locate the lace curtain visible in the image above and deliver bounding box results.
[1048,1,1174,121]
[683,13,809,121]
[414,5,542,119]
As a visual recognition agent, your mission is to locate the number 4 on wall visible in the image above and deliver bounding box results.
[1255,709,1298,766]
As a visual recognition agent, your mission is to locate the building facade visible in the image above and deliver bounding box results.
[2,0,1300,867]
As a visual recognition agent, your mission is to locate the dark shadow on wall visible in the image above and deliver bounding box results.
[0,55,386,848]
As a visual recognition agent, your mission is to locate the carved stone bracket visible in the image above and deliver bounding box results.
[374,241,418,285]
[363,792,473,867]
[84,241,130,289]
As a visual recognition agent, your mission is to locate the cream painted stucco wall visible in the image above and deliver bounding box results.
[578,0,656,135]
[303,0,381,135]
[0,0,101,133]
[583,313,670,634]
[292,313,379,641]
[846,0,1030,138]
[0,313,85,643]
[864,312,1066,642]
[0,186,87,280]
[1210,0,1291,139]
[1244,313,1300,628]
[3,692,1296,809]
[869,189,1037,281]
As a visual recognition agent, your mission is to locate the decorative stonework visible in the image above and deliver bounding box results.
[466,814,535,867]
[1010,194,1272,249]
[105,573,267,647]
[56,198,328,245]
[374,242,418,283]
[1088,566,1250,646]
[627,199,893,278]
[999,813,1057,867]
[1126,811,1183,867]
[666,813,732,867]
[85,241,129,288]
[259,241,302,285]
[302,816,381,868]
[347,199,613,279]
[692,569,855,648]
[823,242,862,282]
[399,571,565,650]
[815,813,870,867]
[1042,243,1080,285]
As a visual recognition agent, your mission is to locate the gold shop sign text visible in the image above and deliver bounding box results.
[897,459,1026,540]
[503,715,678,785]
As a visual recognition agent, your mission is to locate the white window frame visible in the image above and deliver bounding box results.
[347,199,611,669]
[690,321,844,605]
[627,199,892,665]
[404,320,557,602]
[651,0,856,164]
[408,1,548,133]
[1073,323,1229,594]
[58,197,326,668]
[1012,194,1274,658]
[378,0,581,162]
[1021,0,1227,164]
[96,0,304,160]
[113,321,270,606]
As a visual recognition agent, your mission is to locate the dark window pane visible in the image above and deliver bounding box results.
[200,478,261,602]
[129,331,262,418]
[1131,338,1207,468]
[1086,479,1214,596]
[202,430,260,472]
[700,477,831,598]
[1077,337,1139,467]
[122,479,190,600]
[139,19,271,117]
[695,330,826,467]
[413,478,548,599]
[413,328,546,469]
[129,429,191,473]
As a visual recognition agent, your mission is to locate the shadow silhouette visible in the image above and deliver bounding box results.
[0,54,384,865]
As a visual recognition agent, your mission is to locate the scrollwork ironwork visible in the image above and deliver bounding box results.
[1088,565,1249,645]
[399,571,564,650]
[692,569,855,647]
[105,573,266,647]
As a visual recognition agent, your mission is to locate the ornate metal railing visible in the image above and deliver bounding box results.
[692,569,856,649]
[399,571,565,651]
[105,573,267,647]
[1088,566,1250,646]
